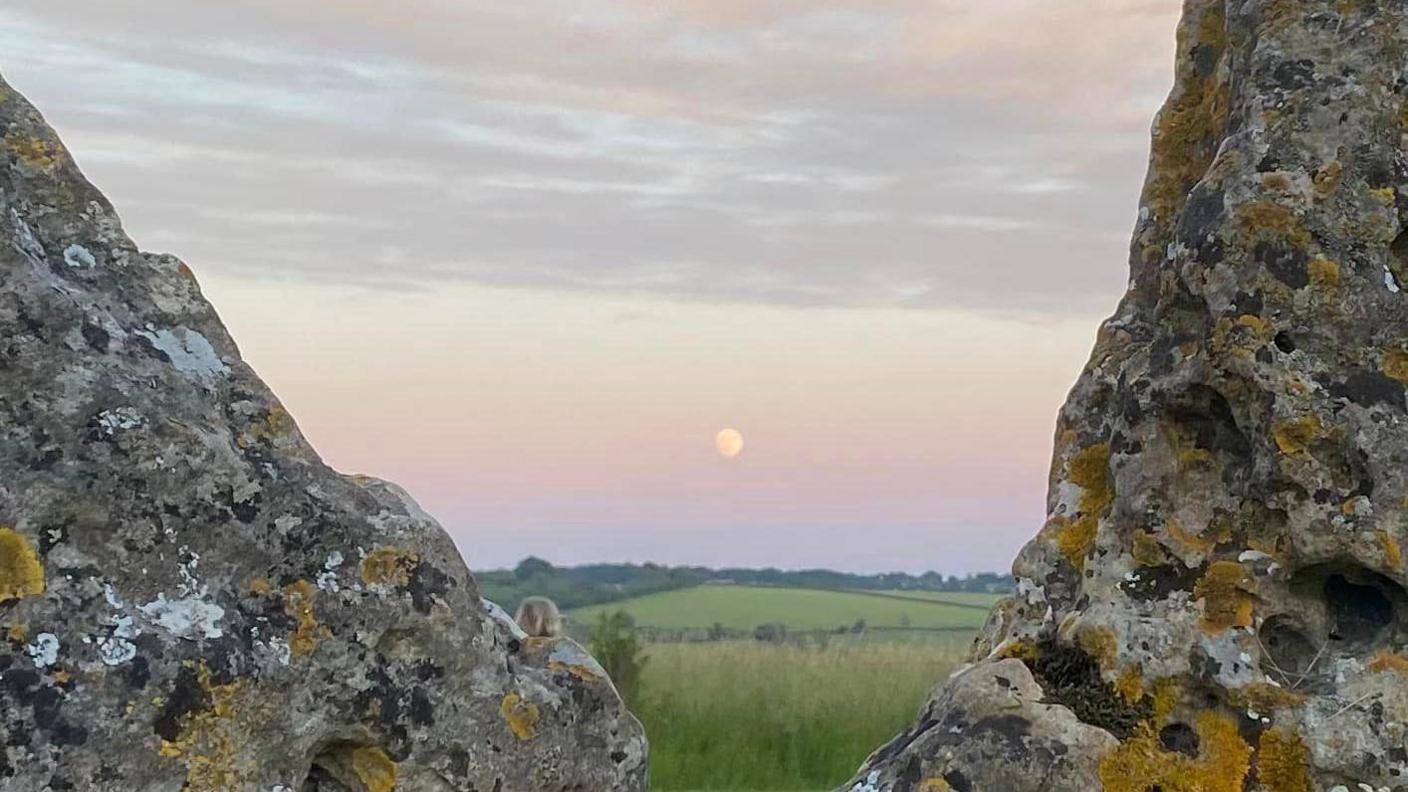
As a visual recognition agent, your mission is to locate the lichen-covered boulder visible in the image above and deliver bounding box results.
[0,73,645,790]
[845,2,1408,791]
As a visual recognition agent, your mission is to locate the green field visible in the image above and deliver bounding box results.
[638,641,966,790]
[874,590,1008,608]
[568,585,1000,633]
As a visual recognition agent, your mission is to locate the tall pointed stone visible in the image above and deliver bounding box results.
[846,2,1408,789]
[0,75,645,790]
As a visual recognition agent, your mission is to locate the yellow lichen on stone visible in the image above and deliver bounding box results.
[283,580,327,658]
[350,746,398,792]
[1272,416,1321,457]
[1371,186,1397,205]
[5,621,28,643]
[360,548,419,588]
[247,577,273,596]
[1099,711,1251,792]
[1114,665,1145,705]
[1308,258,1340,290]
[500,692,540,741]
[1256,728,1309,792]
[237,405,297,449]
[1144,1,1228,224]
[1229,682,1305,713]
[1313,161,1344,196]
[1236,201,1313,248]
[1133,532,1169,566]
[550,660,605,682]
[1194,561,1254,633]
[156,664,252,791]
[0,527,45,604]
[1057,443,1113,571]
[917,780,953,792]
[1367,649,1408,675]
[4,135,58,170]
[1379,531,1403,569]
[1382,348,1408,384]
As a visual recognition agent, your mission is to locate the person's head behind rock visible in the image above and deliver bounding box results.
[515,596,563,637]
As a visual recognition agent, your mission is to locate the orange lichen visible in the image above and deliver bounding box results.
[1133,532,1169,566]
[500,692,540,741]
[0,527,45,604]
[1367,649,1408,675]
[1057,443,1113,570]
[1236,201,1312,248]
[4,135,58,170]
[1114,665,1145,705]
[1382,348,1408,384]
[1099,711,1252,792]
[1144,1,1229,224]
[1379,531,1403,569]
[5,622,28,643]
[156,663,252,791]
[1256,728,1309,792]
[1229,682,1305,713]
[236,405,297,449]
[360,548,419,588]
[1194,561,1254,632]
[350,746,398,792]
[282,580,326,658]
[1308,258,1340,290]
[1272,416,1321,457]
[1167,517,1218,556]
[1312,161,1343,196]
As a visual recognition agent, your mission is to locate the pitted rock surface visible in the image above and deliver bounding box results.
[845,2,1408,791]
[0,74,645,791]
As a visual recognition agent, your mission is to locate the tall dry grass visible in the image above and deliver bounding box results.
[637,640,968,790]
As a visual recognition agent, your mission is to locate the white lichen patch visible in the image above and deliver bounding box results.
[134,326,229,379]
[139,594,225,640]
[94,407,144,437]
[62,243,96,268]
[97,615,139,666]
[849,770,887,792]
[27,633,59,668]
[9,208,45,264]
[317,550,345,593]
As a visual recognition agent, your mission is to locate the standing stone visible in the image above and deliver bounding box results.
[846,2,1408,790]
[0,74,645,790]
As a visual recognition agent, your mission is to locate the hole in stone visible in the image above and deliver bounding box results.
[1273,331,1296,353]
[1286,563,1408,659]
[1158,722,1199,757]
[1325,573,1393,643]
[1257,615,1321,689]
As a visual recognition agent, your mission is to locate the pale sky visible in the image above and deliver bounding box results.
[3,0,1184,574]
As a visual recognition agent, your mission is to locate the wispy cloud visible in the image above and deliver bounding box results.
[1,0,1180,314]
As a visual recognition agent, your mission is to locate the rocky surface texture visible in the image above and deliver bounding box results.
[0,74,645,790]
[845,2,1408,791]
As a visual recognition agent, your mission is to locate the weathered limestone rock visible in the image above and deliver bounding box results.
[845,2,1408,790]
[0,74,645,790]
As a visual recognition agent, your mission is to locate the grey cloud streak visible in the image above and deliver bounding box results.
[3,0,1181,314]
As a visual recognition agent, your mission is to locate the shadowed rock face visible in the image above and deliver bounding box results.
[0,74,645,790]
[845,2,1408,790]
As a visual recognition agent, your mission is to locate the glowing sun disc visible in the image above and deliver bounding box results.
[716,428,744,458]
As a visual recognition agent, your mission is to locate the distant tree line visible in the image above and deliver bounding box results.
[476,556,1013,614]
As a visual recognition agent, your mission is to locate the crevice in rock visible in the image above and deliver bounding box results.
[1024,639,1150,739]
